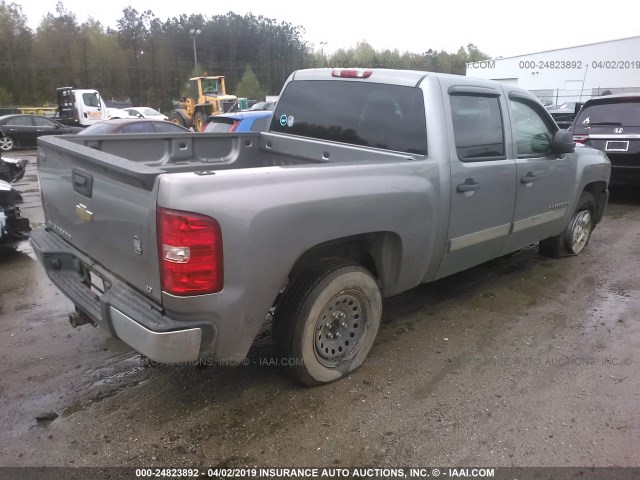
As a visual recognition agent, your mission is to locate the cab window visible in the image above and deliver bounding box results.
[82,93,101,108]
[450,94,505,161]
[509,98,557,157]
[6,115,33,126]
[33,117,57,127]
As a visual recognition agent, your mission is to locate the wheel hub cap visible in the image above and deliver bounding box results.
[570,210,591,254]
[314,290,367,367]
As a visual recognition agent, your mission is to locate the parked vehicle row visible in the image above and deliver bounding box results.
[0,108,274,151]
[79,119,189,135]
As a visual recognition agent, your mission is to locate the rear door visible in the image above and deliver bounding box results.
[5,115,38,147]
[503,93,576,252]
[436,84,517,279]
[32,116,61,140]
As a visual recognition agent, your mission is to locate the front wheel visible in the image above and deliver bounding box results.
[273,260,382,386]
[0,135,15,151]
[194,112,206,132]
[540,191,596,257]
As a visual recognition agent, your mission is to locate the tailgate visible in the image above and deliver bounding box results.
[37,135,163,303]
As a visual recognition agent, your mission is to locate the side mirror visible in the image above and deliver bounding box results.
[551,129,575,154]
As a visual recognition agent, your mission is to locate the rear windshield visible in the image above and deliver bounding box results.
[204,118,235,133]
[270,80,427,155]
[575,99,640,126]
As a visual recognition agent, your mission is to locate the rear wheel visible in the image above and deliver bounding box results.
[540,191,596,257]
[273,259,382,386]
[0,135,15,151]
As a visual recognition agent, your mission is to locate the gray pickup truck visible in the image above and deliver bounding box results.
[31,69,611,385]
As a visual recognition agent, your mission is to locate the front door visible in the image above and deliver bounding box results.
[503,95,577,253]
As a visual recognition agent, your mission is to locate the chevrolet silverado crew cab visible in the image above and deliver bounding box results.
[31,69,611,385]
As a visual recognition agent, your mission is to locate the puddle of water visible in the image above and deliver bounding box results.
[586,291,631,330]
[62,354,147,418]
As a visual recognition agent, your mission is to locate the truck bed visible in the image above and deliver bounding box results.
[55,131,416,181]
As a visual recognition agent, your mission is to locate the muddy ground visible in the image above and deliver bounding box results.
[1,151,639,469]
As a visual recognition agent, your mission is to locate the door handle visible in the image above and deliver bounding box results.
[72,168,93,197]
[521,172,537,183]
[456,179,480,193]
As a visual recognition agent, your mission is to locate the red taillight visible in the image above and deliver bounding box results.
[573,134,589,144]
[331,69,372,79]
[229,120,241,132]
[157,208,223,295]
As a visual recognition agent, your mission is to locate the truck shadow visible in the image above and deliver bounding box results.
[608,185,640,206]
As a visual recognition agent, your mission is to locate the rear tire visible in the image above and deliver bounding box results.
[0,135,15,151]
[273,259,382,386]
[539,191,596,257]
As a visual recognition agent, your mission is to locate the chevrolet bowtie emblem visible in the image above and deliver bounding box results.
[75,204,94,222]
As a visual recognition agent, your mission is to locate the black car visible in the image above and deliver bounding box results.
[570,94,640,184]
[0,114,82,151]
[78,118,190,135]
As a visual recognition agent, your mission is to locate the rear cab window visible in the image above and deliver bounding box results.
[271,80,427,155]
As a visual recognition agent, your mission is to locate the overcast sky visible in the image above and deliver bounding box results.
[15,0,640,58]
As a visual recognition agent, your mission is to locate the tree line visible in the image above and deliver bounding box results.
[0,1,490,112]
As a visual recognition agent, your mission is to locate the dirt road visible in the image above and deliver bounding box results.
[1,151,638,469]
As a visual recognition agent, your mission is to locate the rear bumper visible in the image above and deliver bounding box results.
[30,227,214,363]
[109,308,202,363]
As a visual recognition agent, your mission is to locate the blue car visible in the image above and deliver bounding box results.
[202,111,273,133]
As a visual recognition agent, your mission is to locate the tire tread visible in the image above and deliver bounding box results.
[272,258,368,385]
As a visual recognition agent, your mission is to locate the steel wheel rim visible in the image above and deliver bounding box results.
[570,210,591,254]
[0,137,12,151]
[314,289,369,368]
